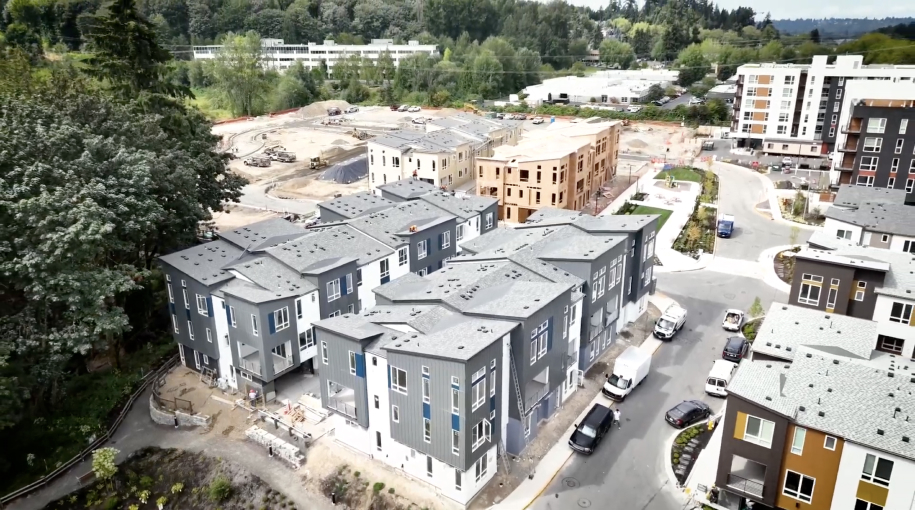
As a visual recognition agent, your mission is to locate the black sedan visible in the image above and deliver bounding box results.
[722,336,750,362]
[665,400,711,428]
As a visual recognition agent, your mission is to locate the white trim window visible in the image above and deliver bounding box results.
[380,259,390,280]
[798,274,823,306]
[490,369,496,397]
[452,430,460,455]
[172,314,179,333]
[867,118,887,134]
[862,137,882,152]
[196,294,208,316]
[896,138,905,154]
[417,240,428,260]
[744,415,775,448]
[859,156,879,171]
[392,405,399,422]
[345,273,353,295]
[472,378,486,411]
[889,302,913,323]
[485,212,494,229]
[857,175,875,187]
[423,418,431,443]
[206,328,213,343]
[296,299,303,319]
[907,178,915,193]
[182,288,190,309]
[901,118,909,135]
[348,351,356,375]
[229,306,237,327]
[390,366,408,394]
[854,281,866,301]
[274,307,290,331]
[471,419,490,451]
[862,453,894,486]
[321,341,328,364]
[187,321,195,341]
[299,328,314,350]
[474,454,488,482]
[327,279,341,302]
[823,436,837,450]
[456,223,465,242]
[782,470,815,503]
[251,315,259,336]
[167,283,174,304]
[452,387,460,414]
[398,247,408,266]
[530,335,538,365]
[790,427,806,455]
[422,366,430,403]
[442,231,451,249]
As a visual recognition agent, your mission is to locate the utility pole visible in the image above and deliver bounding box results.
[417,0,424,28]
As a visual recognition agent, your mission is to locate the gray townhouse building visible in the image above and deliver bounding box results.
[313,261,576,504]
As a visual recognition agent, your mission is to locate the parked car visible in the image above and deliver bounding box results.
[627,106,642,113]
[568,403,614,454]
[706,360,738,397]
[408,106,421,112]
[722,336,750,362]
[496,113,505,119]
[345,106,359,113]
[327,107,342,116]
[654,304,687,340]
[411,118,426,124]
[665,400,711,428]
[661,96,671,103]
[689,97,705,106]
[722,309,745,332]
[652,100,663,106]
[515,114,527,120]
[390,104,400,111]
[532,116,544,124]
[398,105,409,112]
[782,156,793,166]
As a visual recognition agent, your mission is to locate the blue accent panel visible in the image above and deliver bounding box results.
[268,312,276,335]
[355,353,366,378]
[206,297,214,317]
[423,403,431,419]
[169,303,175,314]
[387,368,391,388]
[226,307,231,327]
[452,413,460,431]
[451,383,460,390]
[490,396,495,412]
[185,309,191,320]
[547,317,553,351]
[473,371,486,383]
[381,275,390,284]
[427,238,433,254]
[341,277,348,296]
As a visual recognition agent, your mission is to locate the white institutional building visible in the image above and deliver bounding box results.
[192,38,439,74]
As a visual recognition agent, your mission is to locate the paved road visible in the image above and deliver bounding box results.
[238,183,319,215]
[713,162,812,261]
[529,272,787,510]
[661,93,694,110]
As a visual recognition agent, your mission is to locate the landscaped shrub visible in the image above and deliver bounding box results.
[373,482,385,493]
[208,475,233,502]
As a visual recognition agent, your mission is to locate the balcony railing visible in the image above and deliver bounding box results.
[727,474,764,498]
[240,358,263,376]
[838,141,859,152]
[842,121,863,134]
[524,383,549,412]
[327,398,358,418]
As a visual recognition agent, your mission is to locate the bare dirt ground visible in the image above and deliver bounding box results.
[470,303,662,510]
[619,123,702,162]
[210,205,285,232]
[274,176,368,200]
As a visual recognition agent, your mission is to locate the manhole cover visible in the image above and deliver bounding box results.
[563,477,580,488]
[578,499,592,508]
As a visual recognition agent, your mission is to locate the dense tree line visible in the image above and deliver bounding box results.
[0,0,244,489]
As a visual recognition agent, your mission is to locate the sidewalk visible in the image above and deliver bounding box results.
[488,293,675,510]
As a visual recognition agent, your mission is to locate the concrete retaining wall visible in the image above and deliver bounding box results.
[149,395,212,428]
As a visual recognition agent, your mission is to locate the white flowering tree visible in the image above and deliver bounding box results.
[91,447,120,482]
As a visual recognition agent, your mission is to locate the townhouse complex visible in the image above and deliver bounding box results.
[831,80,915,202]
[729,55,915,156]
[367,113,524,193]
[476,122,621,223]
[822,185,915,251]
[192,38,438,73]
[312,208,658,504]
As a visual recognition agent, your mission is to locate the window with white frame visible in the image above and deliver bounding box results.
[784,75,795,85]
[251,315,259,336]
[195,294,208,316]
[790,427,806,455]
[167,283,174,303]
[824,436,837,450]
[229,306,237,327]
[295,299,303,319]
[908,179,915,193]
[182,288,190,309]
[206,328,212,343]
[456,224,464,241]
[896,138,905,154]
[904,240,915,253]
[485,212,493,229]
[172,314,179,333]
[321,341,328,364]
[328,310,341,318]
[348,351,356,375]
[836,229,852,240]
[782,470,815,503]
[379,258,390,281]
[891,158,900,173]
[857,175,875,186]
[910,160,915,173]
[423,418,431,442]
[474,454,488,482]
[452,430,460,455]
[901,119,909,134]
[390,366,408,394]
[747,87,758,96]
[299,328,314,350]
[327,279,341,301]
[859,156,879,171]
[862,453,894,486]
[867,118,887,134]
[591,269,605,302]
[442,231,451,249]
[777,126,787,135]
[452,387,460,413]
[422,370,430,403]
[472,378,486,410]
[530,335,537,365]
[187,321,195,340]
[889,177,896,188]
[274,307,290,331]
[417,240,427,260]
[392,405,399,422]
[744,415,775,448]
[782,88,793,98]
[798,274,823,306]
[854,281,866,301]
[471,419,490,451]
[490,369,496,397]
[345,273,353,294]
[863,137,882,152]
[890,302,913,323]
[398,247,408,266]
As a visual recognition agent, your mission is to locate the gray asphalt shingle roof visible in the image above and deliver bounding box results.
[418,191,497,219]
[349,200,455,248]
[731,352,915,461]
[264,225,392,273]
[797,240,915,300]
[377,178,439,200]
[832,185,907,209]
[573,214,659,233]
[158,240,242,286]
[825,202,915,236]
[221,256,316,303]
[218,218,307,250]
[319,192,395,219]
[752,303,877,361]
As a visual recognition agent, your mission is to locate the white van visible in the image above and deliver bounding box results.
[602,346,651,401]
[705,360,738,397]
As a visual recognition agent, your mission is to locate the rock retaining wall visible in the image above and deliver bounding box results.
[148,395,212,428]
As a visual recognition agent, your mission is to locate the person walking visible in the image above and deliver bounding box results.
[613,407,621,429]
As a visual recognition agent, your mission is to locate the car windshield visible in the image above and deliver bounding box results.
[726,339,743,351]
[658,318,675,330]
[579,425,597,438]
[607,375,629,389]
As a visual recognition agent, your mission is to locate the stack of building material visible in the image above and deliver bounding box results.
[245,426,305,469]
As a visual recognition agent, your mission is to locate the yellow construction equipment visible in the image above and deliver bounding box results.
[309,156,328,170]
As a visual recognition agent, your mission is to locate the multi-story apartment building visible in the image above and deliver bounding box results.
[716,345,915,510]
[831,80,915,201]
[476,122,621,222]
[192,38,438,73]
[789,233,915,360]
[823,186,915,251]
[730,55,915,154]
[367,115,523,194]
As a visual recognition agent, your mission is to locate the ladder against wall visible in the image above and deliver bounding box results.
[200,367,217,387]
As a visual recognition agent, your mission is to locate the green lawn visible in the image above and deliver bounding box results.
[188,88,235,121]
[631,205,673,230]
[654,167,703,182]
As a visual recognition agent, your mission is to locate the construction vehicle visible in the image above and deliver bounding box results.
[351,129,374,140]
[244,156,272,167]
[271,151,297,163]
[309,156,328,170]
[264,145,287,156]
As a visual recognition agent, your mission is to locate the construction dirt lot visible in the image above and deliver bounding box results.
[210,101,702,231]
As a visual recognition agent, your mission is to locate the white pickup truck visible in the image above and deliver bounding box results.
[654,304,687,340]
[722,309,745,332]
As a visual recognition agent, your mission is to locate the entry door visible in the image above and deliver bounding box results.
[194,350,201,369]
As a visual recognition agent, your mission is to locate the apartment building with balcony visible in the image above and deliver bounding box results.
[716,346,915,510]
[476,122,621,223]
[730,55,915,154]
[789,233,915,360]
[367,115,523,195]
[830,81,915,201]
[192,38,438,73]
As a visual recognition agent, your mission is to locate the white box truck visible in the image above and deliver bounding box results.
[601,346,651,401]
